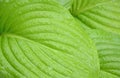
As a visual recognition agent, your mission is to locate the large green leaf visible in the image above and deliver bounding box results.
[70,0,120,35]
[0,0,99,78]
[69,0,120,77]
[88,30,120,78]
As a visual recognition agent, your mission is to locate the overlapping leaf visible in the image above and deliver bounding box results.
[0,0,99,78]
[69,0,120,78]
[88,30,120,78]
[70,0,120,35]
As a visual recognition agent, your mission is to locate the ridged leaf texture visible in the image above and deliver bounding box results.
[88,30,120,78]
[0,0,99,78]
[70,0,120,35]
[68,0,120,78]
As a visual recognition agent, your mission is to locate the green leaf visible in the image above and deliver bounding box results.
[70,0,120,35]
[70,0,120,77]
[0,0,99,78]
[88,30,120,78]
[70,0,111,15]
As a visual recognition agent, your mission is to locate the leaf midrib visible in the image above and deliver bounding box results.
[1,33,40,45]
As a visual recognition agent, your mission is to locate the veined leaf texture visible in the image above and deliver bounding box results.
[0,0,120,78]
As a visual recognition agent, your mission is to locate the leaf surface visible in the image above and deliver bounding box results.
[70,0,120,35]
[0,0,99,78]
[88,30,120,78]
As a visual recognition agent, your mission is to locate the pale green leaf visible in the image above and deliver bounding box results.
[0,0,99,78]
[70,0,120,35]
[88,30,120,78]
[70,0,112,15]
